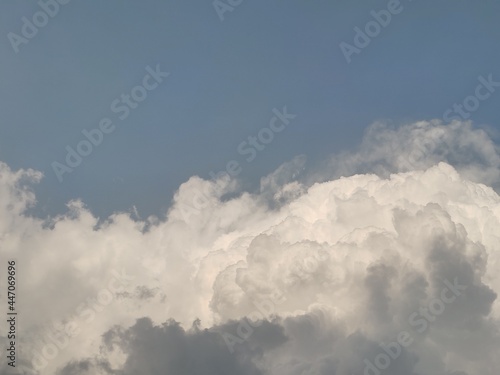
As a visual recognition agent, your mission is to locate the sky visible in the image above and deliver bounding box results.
[0,1,500,375]
[0,0,499,219]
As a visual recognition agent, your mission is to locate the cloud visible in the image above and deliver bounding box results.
[313,120,500,189]
[56,317,278,375]
[0,120,499,375]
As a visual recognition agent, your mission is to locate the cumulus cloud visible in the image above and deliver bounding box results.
[0,120,499,375]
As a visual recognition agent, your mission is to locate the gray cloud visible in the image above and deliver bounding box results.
[313,120,500,190]
[56,317,287,375]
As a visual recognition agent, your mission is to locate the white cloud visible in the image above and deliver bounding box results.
[0,120,499,375]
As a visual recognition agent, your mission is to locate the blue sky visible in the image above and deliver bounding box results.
[1,0,499,219]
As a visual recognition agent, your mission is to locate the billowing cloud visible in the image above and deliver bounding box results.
[0,120,499,375]
[56,317,283,375]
